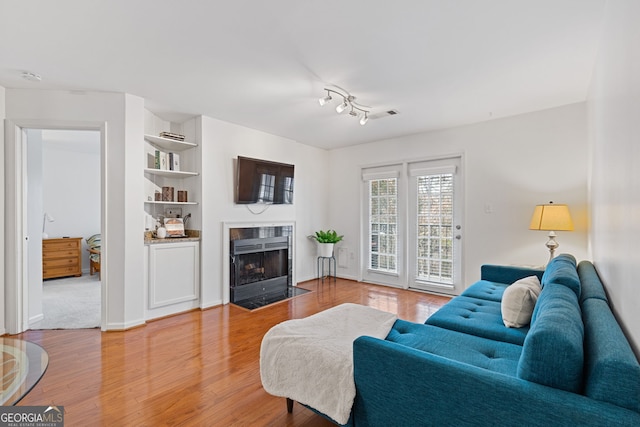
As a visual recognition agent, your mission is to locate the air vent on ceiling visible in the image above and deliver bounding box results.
[369,109,400,120]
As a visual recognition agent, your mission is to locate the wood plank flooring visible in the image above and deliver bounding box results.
[15,278,450,426]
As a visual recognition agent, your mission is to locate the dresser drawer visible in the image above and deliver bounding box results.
[43,249,78,260]
[43,257,79,268]
[43,240,79,251]
[43,265,81,279]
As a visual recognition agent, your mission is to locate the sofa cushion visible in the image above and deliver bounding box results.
[541,254,581,298]
[460,280,508,302]
[582,298,640,412]
[480,264,544,285]
[386,320,522,376]
[425,296,528,345]
[501,276,541,328]
[577,261,609,304]
[517,282,584,393]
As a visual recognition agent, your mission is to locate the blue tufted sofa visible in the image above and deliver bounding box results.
[345,254,640,426]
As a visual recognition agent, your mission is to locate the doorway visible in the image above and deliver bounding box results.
[360,156,464,295]
[26,129,102,329]
[4,119,107,334]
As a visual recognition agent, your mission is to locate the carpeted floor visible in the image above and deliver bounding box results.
[30,274,101,330]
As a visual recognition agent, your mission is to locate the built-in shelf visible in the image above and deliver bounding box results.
[144,168,199,178]
[144,132,199,206]
[145,201,198,206]
[144,134,197,151]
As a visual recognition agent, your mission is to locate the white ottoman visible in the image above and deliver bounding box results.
[260,303,397,425]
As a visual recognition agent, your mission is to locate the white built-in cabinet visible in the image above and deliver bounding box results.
[146,241,200,320]
[143,112,203,320]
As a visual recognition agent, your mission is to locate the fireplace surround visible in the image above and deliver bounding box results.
[228,224,308,309]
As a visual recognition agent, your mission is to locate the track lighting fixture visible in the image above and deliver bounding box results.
[318,87,371,125]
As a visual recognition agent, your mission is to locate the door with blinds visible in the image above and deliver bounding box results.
[407,157,463,295]
[361,164,407,288]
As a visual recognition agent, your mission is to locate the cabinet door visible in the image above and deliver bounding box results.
[148,242,199,309]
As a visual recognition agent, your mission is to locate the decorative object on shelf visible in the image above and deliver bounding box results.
[42,212,55,238]
[311,229,344,258]
[159,131,185,141]
[177,190,188,203]
[318,86,370,126]
[155,191,162,201]
[529,201,574,264]
[164,217,186,237]
[162,186,174,202]
[169,152,180,171]
[156,226,167,239]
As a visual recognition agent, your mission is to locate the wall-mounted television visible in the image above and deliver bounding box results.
[235,156,295,204]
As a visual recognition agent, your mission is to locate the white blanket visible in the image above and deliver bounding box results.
[260,303,397,425]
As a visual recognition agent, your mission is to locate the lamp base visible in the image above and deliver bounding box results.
[545,231,559,264]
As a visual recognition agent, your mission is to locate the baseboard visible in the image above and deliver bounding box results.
[201,299,223,310]
[29,313,44,325]
[104,318,146,331]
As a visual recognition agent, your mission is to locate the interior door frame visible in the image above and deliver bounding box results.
[4,119,108,334]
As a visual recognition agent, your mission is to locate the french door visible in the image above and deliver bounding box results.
[361,157,463,295]
[361,164,406,288]
[407,158,463,295]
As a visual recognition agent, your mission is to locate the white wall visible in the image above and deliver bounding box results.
[199,116,330,307]
[5,89,145,331]
[26,130,44,324]
[329,103,589,286]
[4,90,329,331]
[41,130,101,272]
[588,0,640,354]
[0,85,5,335]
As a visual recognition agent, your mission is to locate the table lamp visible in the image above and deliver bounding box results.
[42,212,55,238]
[529,201,574,264]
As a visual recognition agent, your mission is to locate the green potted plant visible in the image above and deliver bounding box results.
[312,229,343,257]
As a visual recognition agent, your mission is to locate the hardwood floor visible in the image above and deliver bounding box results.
[15,278,450,426]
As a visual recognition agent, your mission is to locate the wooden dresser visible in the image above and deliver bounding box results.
[42,237,83,279]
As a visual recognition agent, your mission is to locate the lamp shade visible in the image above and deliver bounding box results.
[529,203,574,231]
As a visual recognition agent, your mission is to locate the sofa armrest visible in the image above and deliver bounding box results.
[480,264,544,284]
[353,336,640,427]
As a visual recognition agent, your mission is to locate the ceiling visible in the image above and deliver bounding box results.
[0,0,605,150]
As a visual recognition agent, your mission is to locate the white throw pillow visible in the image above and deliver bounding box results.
[501,276,542,328]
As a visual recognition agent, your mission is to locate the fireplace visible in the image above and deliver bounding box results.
[229,225,308,309]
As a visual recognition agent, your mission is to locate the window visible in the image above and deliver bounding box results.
[416,173,454,284]
[369,178,398,272]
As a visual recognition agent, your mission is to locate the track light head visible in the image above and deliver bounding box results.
[360,113,369,126]
[318,92,332,106]
[336,98,348,114]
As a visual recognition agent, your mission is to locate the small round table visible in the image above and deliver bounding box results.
[1,338,49,405]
